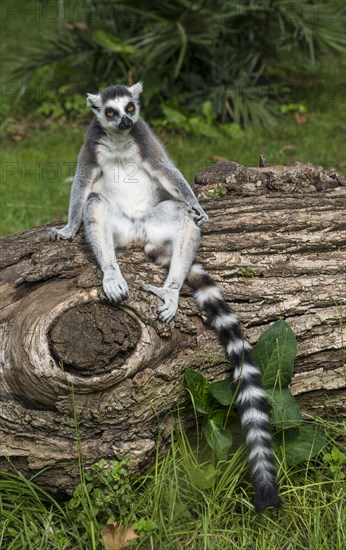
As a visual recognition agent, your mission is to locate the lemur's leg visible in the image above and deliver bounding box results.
[142,201,201,322]
[84,192,130,302]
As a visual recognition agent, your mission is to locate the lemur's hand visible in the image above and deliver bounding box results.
[187,203,209,227]
[103,270,129,302]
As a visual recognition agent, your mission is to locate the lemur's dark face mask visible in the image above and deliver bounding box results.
[104,103,135,130]
[118,116,133,130]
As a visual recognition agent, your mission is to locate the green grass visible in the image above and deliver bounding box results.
[1,418,345,550]
[0,122,84,235]
[1,94,346,237]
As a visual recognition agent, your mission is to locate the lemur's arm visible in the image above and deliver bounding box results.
[50,122,101,240]
[132,120,208,226]
[153,160,208,226]
[50,159,95,240]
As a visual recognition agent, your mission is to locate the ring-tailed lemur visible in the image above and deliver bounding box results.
[50,82,281,512]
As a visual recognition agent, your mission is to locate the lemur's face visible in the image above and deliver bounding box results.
[87,82,142,131]
[101,96,138,130]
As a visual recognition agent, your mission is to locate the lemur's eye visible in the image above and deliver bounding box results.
[126,103,135,113]
[105,108,118,118]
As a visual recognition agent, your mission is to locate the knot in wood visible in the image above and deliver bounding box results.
[49,302,140,374]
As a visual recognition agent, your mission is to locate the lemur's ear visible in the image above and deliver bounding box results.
[128,81,143,99]
[86,93,102,113]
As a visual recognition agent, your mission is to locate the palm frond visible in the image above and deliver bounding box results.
[5,0,346,127]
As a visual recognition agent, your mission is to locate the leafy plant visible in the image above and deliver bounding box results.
[67,458,135,528]
[185,319,327,468]
[36,84,90,120]
[323,446,346,480]
[236,266,258,277]
[184,370,235,461]
[153,100,245,140]
[91,30,137,56]
[280,103,308,115]
[153,101,220,138]
[4,0,345,127]
[208,184,228,198]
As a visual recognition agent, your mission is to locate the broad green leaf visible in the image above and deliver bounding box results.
[203,419,233,461]
[208,409,226,427]
[266,388,302,429]
[201,100,216,123]
[185,370,212,414]
[252,319,297,389]
[188,117,220,138]
[331,446,346,464]
[210,379,234,406]
[92,31,137,55]
[185,462,220,490]
[279,427,327,468]
[273,427,300,447]
[221,123,244,139]
[161,105,188,126]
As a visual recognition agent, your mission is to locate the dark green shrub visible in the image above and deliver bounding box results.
[185,320,327,468]
[6,0,346,127]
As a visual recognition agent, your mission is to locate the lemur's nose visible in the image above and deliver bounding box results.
[118,116,133,130]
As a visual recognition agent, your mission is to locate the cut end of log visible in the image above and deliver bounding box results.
[49,302,141,375]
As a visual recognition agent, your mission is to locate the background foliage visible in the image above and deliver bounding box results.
[3,0,346,127]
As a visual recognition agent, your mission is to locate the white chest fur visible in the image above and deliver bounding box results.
[94,133,160,218]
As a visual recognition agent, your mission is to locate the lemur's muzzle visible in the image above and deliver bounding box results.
[118,116,133,130]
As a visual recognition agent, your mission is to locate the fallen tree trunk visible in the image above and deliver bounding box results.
[0,162,345,494]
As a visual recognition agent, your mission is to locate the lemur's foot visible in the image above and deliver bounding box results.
[187,203,209,227]
[103,272,129,302]
[141,284,179,323]
[49,226,75,241]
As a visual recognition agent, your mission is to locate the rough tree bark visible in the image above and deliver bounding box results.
[0,162,345,494]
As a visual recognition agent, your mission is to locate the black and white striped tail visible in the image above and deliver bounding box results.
[187,263,281,512]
